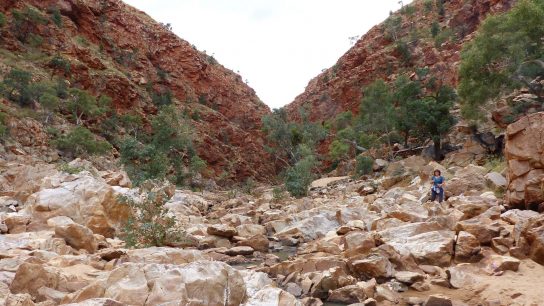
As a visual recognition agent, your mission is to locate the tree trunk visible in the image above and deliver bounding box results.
[433,137,442,161]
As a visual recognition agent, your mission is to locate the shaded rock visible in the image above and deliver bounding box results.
[207,224,238,238]
[350,253,394,279]
[394,271,425,285]
[237,234,269,252]
[243,285,302,306]
[327,283,367,304]
[55,223,98,253]
[445,164,487,198]
[446,265,476,289]
[485,172,507,189]
[483,255,520,273]
[454,231,482,263]
[225,246,254,256]
[424,294,453,306]
[236,224,266,237]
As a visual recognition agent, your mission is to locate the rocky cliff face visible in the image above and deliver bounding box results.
[286,0,515,121]
[0,0,274,182]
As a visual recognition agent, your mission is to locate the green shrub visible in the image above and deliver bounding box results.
[241,177,256,194]
[431,21,440,37]
[54,126,111,156]
[120,191,189,248]
[459,0,544,121]
[119,138,169,185]
[58,163,84,174]
[50,7,62,27]
[285,149,317,198]
[0,12,6,27]
[0,112,8,139]
[151,89,173,106]
[272,186,285,202]
[329,139,350,162]
[66,89,109,124]
[355,156,374,177]
[434,27,453,47]
[424,0,434,12]
[50,55,71,74]
[120,106,205,186]
[395,40,411,65]
[2,68,32,105]
[11,6,48,43]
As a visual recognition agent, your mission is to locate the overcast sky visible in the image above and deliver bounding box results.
[123,0,411,108]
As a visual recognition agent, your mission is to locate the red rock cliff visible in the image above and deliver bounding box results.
[286,0,515,122]
[0,0,274,182]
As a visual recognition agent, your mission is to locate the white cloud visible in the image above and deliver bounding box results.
[123,0,411,108]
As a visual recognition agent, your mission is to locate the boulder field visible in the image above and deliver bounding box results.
[1,153,544,306]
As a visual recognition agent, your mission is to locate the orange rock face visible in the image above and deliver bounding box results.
[286,0,514,122]
[505,112,544,209]
[0,0,274,182]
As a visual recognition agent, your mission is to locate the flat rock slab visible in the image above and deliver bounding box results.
[310,176,350,188]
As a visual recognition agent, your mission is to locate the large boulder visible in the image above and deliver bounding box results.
[54,223,98,253]
[505,112,544,209]
[69,261,247,306]
[243,286,302,306]
[445,164,487,198]
[25,172,130,237]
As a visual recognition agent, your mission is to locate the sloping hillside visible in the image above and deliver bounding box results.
[0,0,274,182]
[286,0,515,121]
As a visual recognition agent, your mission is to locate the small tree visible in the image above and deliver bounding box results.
[66,89,108,124]
[355,156,374,177]
[39,90,60,123]
[360,80,395,145]
[2,69,32,106]
[285,145,317,197]
[54,126,112,156]
[0,12,6,28]
[414,86,457,160]
[11,6,48,43]
[458,0,544,120]
[50,7,62,27]
[120,191,189,248]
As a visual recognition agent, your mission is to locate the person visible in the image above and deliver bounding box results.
[430,169,445,203]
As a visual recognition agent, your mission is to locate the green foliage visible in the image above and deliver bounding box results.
[262,107,326,166]
[360,79,395,139]
[58,163,84,174]
[50,7,62,27]
[383,15,402,41]
[401,4,417,16]
[119,137,169,184]
[436,0,445,16]
[120,191,188,248]
[11,6,48,43]
[424,0,434,12]
[329,139,350,162]
[431,21,440,37]
[50,54,71,74]
[2,68,33,106]
[355,156,374,177]
[0,112,7,139]
[151,89,173,107]
[395,40,411,65]
[54,126,112,156]
[66,89,109,124]
[120,105,205,186]
[458,0,544,121]
[39,90,60,122]
[0,12,6,27]
[285,146,317,198]
[272,186,285,202]
[433,27,454,48]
